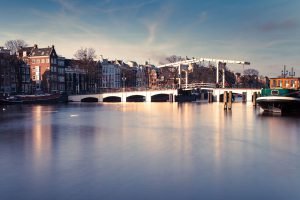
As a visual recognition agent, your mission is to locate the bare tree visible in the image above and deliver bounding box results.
[159,55,184,65]
[243,68,259,76]
[4,39,28,55]
[74,47,97,61]
[74,47,98,93]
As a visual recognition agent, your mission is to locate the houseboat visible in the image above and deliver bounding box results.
[257,77,300,114]
[0,93,67,105]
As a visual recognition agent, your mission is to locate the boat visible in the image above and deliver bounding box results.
[0,93,67,105]
[256,88,300,114]
[0,96,23,105]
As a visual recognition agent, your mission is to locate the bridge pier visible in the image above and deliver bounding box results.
[201,93,205,100]
[121,93,127,102]
[168,94,175,102]
[210,89,261,103]
[146,93,151,102]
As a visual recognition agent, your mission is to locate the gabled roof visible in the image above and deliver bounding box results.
[127,61,138,67]
[18,47,33,56]
[19,44,56,57]
[31,47,53,56]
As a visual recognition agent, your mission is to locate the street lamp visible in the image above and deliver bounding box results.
[289,67,295,77]
[281,65,288,78]
[122,75,126,92]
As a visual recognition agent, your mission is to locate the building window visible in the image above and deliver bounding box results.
[32,59,35,64]
[46,59,49,63]
[37,59,40,64]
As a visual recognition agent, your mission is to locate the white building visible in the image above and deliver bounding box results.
[101,59,121,89]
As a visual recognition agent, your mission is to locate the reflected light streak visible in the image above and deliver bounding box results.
[32,106,52,173]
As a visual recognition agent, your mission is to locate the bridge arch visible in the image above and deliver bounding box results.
[126,95,145,102]
[81,97,98,102]
[103,96,121,102]
[151,93,171,102]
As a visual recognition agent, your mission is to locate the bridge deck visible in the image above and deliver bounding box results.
[68,87,260,103]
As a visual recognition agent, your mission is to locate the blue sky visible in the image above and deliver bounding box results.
[1,0,300,76]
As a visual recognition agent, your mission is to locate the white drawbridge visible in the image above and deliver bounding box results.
[157,58,250,88]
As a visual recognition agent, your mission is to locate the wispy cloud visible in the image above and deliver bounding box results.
[145,23,158,44]
[53,0,81,14]
[197,11,208,24]
[2,0,300,76]
[259,19,299,32]
[94,0,157,14]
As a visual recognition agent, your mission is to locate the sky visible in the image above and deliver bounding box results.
[1,0,300,77]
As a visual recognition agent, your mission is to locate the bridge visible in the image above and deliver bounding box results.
[68,89,178,102]
[210,88,260,102]
[68,86,260,103]
[157,57,250,89]
[69,56,259,103]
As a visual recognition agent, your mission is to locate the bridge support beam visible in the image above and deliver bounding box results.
[168,94,175,102]
[213,90,221,102]
[222,68,225,88]
[146,93,151,102]
[201,93,205,100]
[121,93,127,102]
[247,92,253,103]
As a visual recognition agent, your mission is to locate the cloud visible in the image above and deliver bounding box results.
[145,23,158,44]
[90,0,157,14]
[197,11,208,24]
[259,19,299,32]
[53,0,80,14]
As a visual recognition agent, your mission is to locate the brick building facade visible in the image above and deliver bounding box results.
[18,44,59,93]
[270,77,300,89]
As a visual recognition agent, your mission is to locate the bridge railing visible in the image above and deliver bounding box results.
[100,87,177,94]
[183,82,216,89]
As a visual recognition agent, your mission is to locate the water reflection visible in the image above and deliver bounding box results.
[0,103,300,200]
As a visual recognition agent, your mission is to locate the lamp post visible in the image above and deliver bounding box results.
[281,65,288,78]
[122,75,126,92]
[289,67,295,77]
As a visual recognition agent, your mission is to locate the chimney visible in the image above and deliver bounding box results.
[52,45,54,49]
[34,44,38,49]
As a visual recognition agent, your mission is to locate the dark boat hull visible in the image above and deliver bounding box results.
[0,94,68,105]
[257,96,300,114]
[0,99,23,105]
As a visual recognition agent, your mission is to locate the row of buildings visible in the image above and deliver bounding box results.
[1,44,173,96]
[1,44,290,97]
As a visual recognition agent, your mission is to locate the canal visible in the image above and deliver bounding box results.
[0,103,300,200]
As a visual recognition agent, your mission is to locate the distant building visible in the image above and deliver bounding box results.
[158,66,177,89]
[57,57,66,92]
[101,59,121,89]
[65,67,87,94]
[136,65,148,88]
[126,61,138,68]
[0,52,29,96]
[19,63,31,94]
[269,77,300,89]
[18,44,59,93]
[0,47,11,55]
[119,62,137,89]
[146,66,158,89]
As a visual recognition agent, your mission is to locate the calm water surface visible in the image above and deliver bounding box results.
[0,103,300,200]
